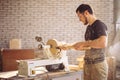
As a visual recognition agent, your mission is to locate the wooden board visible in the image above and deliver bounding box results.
[107,56,116,80]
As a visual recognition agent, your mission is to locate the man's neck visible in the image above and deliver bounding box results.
[89,15,97,25]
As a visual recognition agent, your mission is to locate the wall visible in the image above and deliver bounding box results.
[114,0,120,23]
[0,0,115,64]
[109,0,120,66]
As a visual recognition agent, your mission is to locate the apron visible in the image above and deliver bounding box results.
[84,49,108,80]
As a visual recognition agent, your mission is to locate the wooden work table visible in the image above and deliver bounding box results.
[0,70,83,80]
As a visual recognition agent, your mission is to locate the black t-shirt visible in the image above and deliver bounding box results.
[85,20,107,41]
[84,20,108,60]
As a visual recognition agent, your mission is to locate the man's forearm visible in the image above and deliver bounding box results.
[84,36,107,48]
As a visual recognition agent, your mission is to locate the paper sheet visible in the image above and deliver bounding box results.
[0,71,18,78]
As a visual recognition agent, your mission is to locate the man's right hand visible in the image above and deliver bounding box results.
[73,42,91,51]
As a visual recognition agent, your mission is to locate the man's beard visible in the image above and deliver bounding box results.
[83,15,88,25]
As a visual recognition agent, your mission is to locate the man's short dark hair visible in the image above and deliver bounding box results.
[76,4,93,14]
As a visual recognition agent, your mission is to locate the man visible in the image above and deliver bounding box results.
[59,4,108,80]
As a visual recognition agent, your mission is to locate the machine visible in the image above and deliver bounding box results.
[17,39,69,76]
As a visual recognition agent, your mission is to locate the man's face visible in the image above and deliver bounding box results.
[77,11,88,25]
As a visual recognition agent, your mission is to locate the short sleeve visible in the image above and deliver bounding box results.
[94,21,107,38]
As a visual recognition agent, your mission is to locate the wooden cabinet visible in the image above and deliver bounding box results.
[1,49,35,71]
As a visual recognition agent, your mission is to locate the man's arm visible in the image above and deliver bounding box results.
[73,36,107,50]
[58,36,107,50]
[86,36,107,48]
